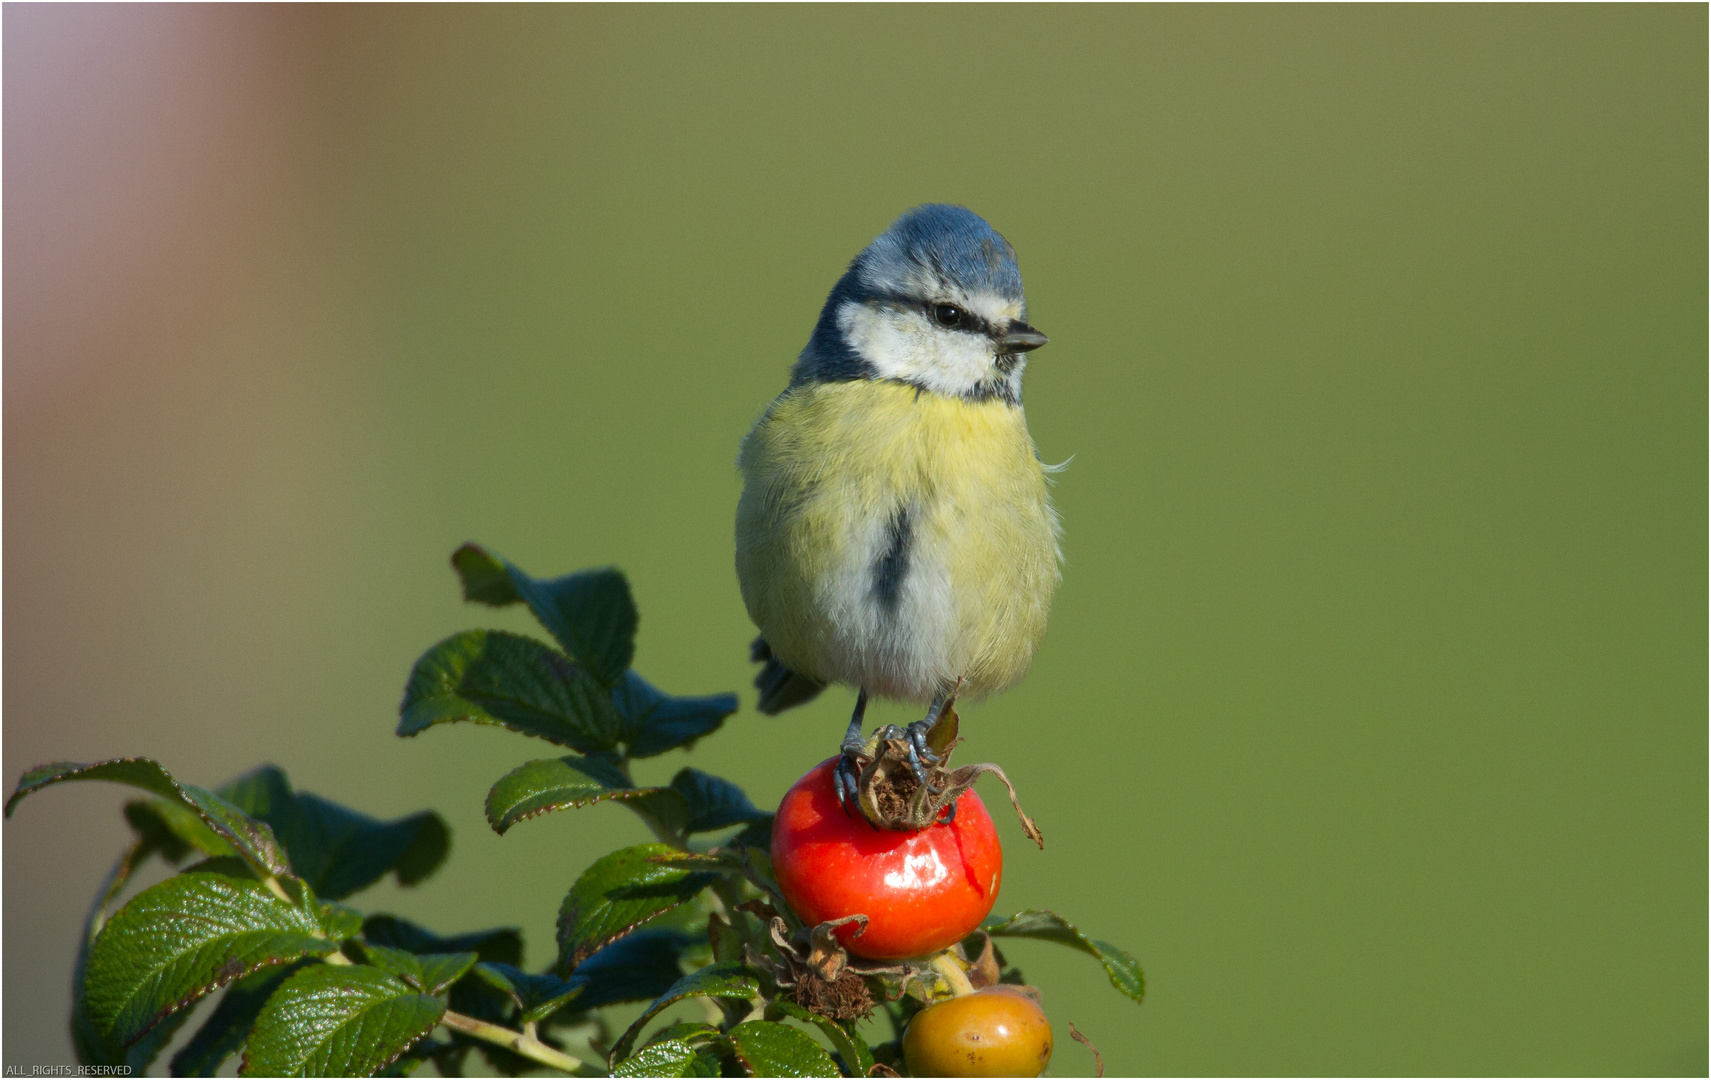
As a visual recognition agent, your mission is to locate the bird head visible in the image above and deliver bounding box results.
[793,205,1048,404]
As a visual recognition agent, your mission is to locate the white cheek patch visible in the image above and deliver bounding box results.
[838,301,998,398]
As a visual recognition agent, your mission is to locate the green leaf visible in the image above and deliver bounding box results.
[613,671,739,759]
[615,1040,721,1078]
[399,630,624,753]
[357,944,478,995]
[610,964,761,1062]
[450,545,639,687]
[320,901,366,942]
[469,962,588,1024]
[983,909,1146,1004]
[734,847,785,905]
[72,842,157,1067]
[124,799,235,863]
[719,1020,841,1078]
[8,759,289,877]
[730,816,776,851]
[217,766,451,900]
[76,903,200,1078]
[83,861,346,1049]
[668,769,768,832]
[451,543,520,605]
[417,954,481,996]
[510,567,638,689]
[171,961,309,1076]
[557,844,722,971]
[91,999,196,1074]
[485,754,665,835]
[767,1002,874,1077]
[241,964,445,1077]
[360,915,522,967]
[215,764,295,825]
[644,1022,721,1048]
[565,929,696,1011]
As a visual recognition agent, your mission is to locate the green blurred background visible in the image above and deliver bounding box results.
[5,5,1704,1075]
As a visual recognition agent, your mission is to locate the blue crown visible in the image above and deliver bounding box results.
[856,204,1025,302]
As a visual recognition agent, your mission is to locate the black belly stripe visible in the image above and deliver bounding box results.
[872,505,913,615]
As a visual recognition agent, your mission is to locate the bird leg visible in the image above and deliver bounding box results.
[832,689,870,813]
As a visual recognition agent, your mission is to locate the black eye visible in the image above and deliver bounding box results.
[933,303,964,328]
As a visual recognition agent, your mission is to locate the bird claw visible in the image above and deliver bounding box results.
[873,720,942,787]
[867,725,916,786]
[832,748,864,816]
[829,691,950,822]
[906,716,942,768]
[833,690,871,817]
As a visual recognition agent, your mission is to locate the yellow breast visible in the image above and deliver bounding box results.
[736,379,1061,703]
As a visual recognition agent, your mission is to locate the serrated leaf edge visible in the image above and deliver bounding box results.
[132,951,331,1051]
[488,784,679,835]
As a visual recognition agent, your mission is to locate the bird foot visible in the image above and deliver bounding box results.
[871,719,942,787]
[832,741,867,818]
[828,691,1044,845]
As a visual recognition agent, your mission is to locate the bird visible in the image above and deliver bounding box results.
[735,204,1062,812]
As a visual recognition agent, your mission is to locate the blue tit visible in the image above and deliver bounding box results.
[735,204,1061,804]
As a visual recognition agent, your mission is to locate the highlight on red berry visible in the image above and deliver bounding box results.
[771,756,1003,960]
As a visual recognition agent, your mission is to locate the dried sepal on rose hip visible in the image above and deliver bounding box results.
[742,913,883,1021]
[848,696,1044,845]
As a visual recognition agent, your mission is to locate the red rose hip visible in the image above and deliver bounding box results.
[771,757,1003,960]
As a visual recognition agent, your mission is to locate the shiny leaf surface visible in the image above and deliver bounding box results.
[240,964,444,1077]
[84,862,344,1049]
[399,630,624,752]
[556,844,721,970]
[719,1020,841,1078]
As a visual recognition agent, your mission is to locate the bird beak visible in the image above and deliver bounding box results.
[999,322,1049,353]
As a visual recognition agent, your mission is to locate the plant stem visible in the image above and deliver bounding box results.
[441,1010,607,1077]
[263,875,295,904]
[929,953,977,998]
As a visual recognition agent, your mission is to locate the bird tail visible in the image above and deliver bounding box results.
[749,636,827,715]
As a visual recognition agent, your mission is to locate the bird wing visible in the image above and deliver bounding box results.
[749,635,827,715]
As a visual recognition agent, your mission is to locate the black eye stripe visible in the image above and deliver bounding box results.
[860,289,999,336]
[927,302,993,336]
